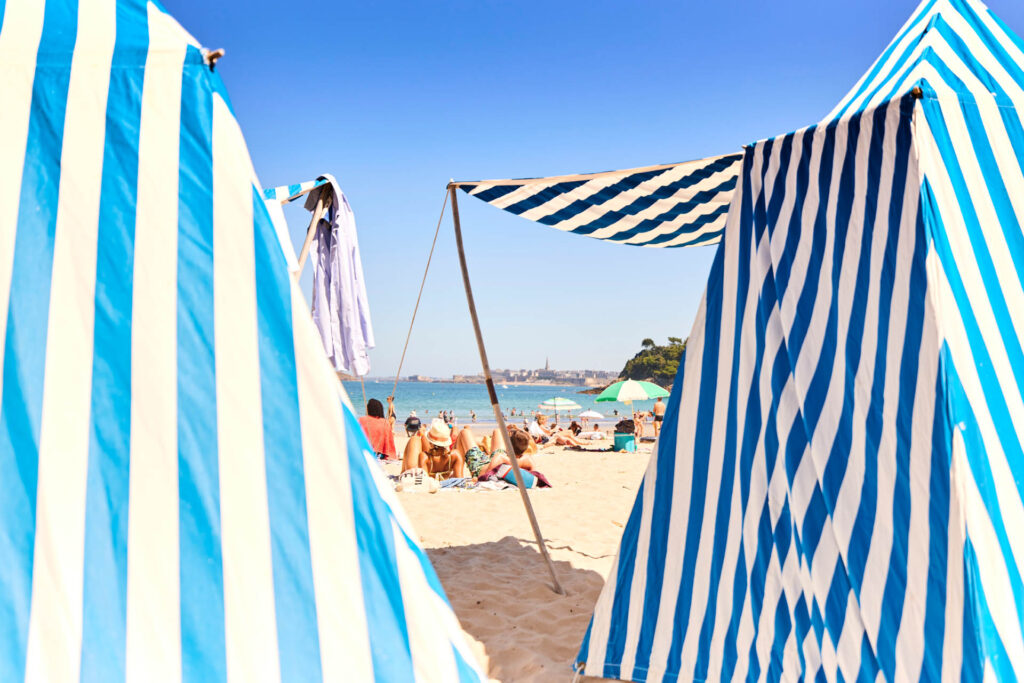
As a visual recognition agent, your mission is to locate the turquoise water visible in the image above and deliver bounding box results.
[342,380,657,423]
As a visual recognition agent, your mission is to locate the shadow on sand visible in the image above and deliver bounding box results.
[427,536,609,682]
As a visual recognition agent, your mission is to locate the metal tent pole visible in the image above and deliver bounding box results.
[448,183,565,595]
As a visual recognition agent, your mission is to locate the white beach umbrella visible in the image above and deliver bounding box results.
[578,410,604,419]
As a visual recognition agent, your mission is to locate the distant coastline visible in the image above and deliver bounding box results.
[349,363,619,388]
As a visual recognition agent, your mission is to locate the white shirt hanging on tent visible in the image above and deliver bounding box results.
[305,174,375,376]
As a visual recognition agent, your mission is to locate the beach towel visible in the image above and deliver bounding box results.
[479,464,552,488]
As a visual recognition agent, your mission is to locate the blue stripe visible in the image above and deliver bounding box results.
[176,47,226,681]
[80,2,148,679]
[0,1,77,678]
[252,188,323,682]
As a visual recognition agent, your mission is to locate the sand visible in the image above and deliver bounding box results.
[386,434,653,682]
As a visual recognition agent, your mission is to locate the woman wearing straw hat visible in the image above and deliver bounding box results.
[400,418,465,479]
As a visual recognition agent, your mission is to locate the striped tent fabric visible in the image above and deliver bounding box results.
[456,153,743,248]
[0,1,484,681]
[263,178,329,205]
[576,0,1024,681]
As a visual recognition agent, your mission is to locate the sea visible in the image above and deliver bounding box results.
[341,380,656,425]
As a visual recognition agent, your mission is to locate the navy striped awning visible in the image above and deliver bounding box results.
[454,153,743,248]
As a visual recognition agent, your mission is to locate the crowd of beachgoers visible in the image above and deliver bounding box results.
[354,395,668,490]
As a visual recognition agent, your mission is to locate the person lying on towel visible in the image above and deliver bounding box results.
[455,425,538,480]
[401,418,465,479]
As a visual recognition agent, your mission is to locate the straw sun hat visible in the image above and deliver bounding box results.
[425,418,451,447]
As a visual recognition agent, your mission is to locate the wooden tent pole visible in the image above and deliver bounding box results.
[448,184,565,595]
[295,191,332,279]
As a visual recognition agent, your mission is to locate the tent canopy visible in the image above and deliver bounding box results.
[0,1,482,680]
[454,152,743,248]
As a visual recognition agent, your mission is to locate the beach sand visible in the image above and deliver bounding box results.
[387,434,652,682]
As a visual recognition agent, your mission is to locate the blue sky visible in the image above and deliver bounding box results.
[166,0,1024,378]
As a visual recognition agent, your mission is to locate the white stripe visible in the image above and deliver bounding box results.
[24,2,115,680]
[212,95,281,683]
[293,285,374,681]
[0,0,45,414]
[941,418,966,683]
[125,6,186,678]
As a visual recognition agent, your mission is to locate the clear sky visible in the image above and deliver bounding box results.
[165,0,1024,378]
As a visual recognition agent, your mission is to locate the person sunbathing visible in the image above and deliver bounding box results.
[548,427,585,448]
[452,425,538,479]
[528,414,553,443]
[478,429,536,476]
[505,424,539,454]
[401,418,464,479]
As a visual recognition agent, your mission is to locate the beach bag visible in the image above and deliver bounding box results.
[497,463,536,489]
[615,418,635,434]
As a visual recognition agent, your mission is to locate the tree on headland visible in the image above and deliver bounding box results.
[618,337,687,386]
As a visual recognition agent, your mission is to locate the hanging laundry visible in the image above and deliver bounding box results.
[304,174,375,376]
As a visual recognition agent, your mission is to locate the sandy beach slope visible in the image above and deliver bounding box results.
[387,436,652,682]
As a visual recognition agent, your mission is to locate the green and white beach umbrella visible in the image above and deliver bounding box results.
[595,379,670,404]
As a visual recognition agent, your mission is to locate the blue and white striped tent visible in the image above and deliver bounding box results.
[574,1,1024,680]
[462,0,1024,680]
[0,1,484,680]
[263,178,330,205]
